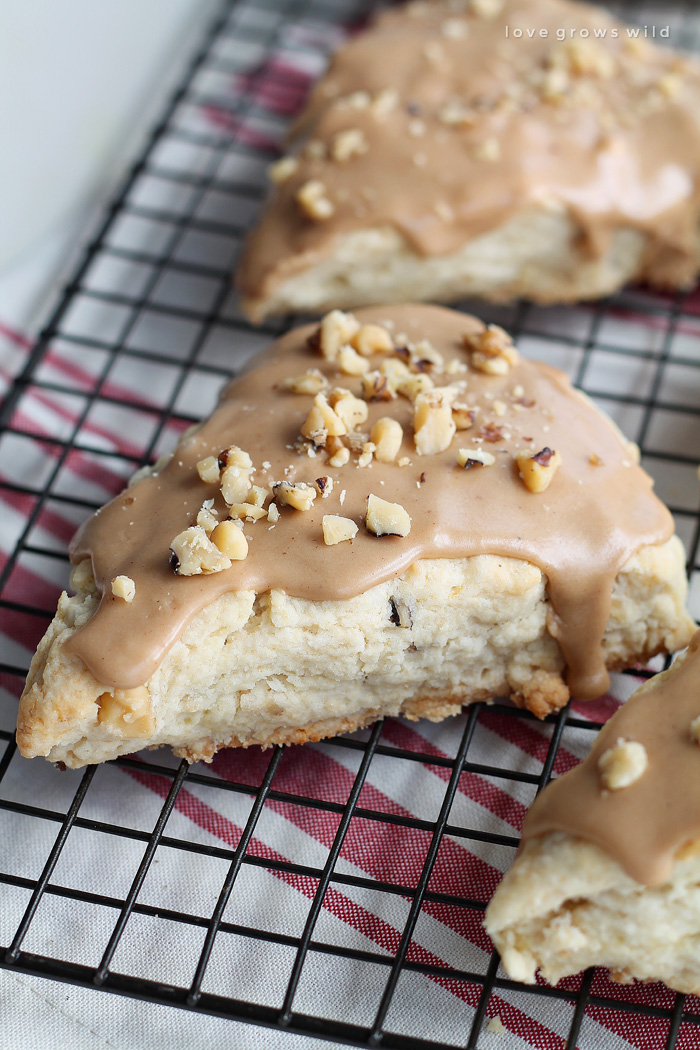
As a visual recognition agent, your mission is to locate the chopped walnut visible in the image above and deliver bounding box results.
[366,494,411,537]
[362,371,395,402]
[323,514,358,545]
[111,575,135,603]
[304,139,326,160]
[370,417,404,463]
[228,502,268,521]
[380,358,411,392]
[273,481,317,511]
[481,423,505,443]
[352,323,394,358]
[267,502,280,524]
[338,344,370,376]
[296,180,335,220]
[97,685,154,737]
[331,128,369,162]
[457,447,495,469]
[553,38,616,79]
[331,389,369,430]
[269,156,298,183]
[414,390,456,456]
[249,485,269,508]
[397,373,434,402]
[196,455,220,484]
[589,453,604,467]
[315,309,360,360]
[370,87,399,118]
[452,404,476,431]
[315,475,334,498]
[598,738,648,790]
[301,393,347,443]
[219,446,254,505]
[465,324,519,375]
[170,525,232,576]
[412,339,444,371]
[285,369,328,395]
[196,499,219,534]
[358,442,375,468]
[329,446,351,468]
[516,447,562,493]
[210,519,248,560]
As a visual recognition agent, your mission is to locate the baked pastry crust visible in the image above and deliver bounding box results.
[16,304,694,768]
[17,542,694,767]
[237,0,700,320]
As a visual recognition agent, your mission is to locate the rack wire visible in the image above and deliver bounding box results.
[1,1,700,1047]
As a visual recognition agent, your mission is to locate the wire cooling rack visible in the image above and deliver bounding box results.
[2,1,700,1048]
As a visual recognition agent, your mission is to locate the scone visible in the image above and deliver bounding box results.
[237,0,700,321]
[17,304,694,768]
[486,629,700,995]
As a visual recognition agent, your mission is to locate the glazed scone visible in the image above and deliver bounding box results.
[236,0,700,320]
[486,631,700,995]
[17,305,694,768]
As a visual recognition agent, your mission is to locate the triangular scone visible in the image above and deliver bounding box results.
[237,0,700,321]
[17,305,694,768]
[486,630,700,995]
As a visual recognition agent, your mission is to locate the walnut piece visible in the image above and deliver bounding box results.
[273,481,317,511]
[111,575,135,603]
[314,310,360,360]
[464,325,519,375]
[457,447,495,469]
[211,519,249,560]
[301,393,347,443]
[228,502,268,521]
[323,514,358,545]
[452,403,476,431]
[331,128,369,162]
[196,455,220,484]
[219,446,254,505]
[370,417,404,463]
[97,686,154,738]
[285,369,328,395]
[267,502,280,524]
[690,715,700,746]
[170,525,232,575]
[366,494,411,537]
[332,389,369,430]
[414,390,456,456]
[315,476,334,498]
[338,345,370,376]
[516,447,562,493]
[269,156,298,183]
[397,373,434,402]
[352,323,394,358]
[329,446,350,468]
[598,738,648,790]
[196,499,218,535]
[296,180,335,220]
[358,442,375,468]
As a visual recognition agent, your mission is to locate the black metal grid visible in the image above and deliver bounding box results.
[1,1,700,1047]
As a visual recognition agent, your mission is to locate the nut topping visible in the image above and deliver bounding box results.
[464,325,519,375]
[370,417,404,463]
[196,499,219,534]
[111,575,135,603]
[296,180,335,221]
[331,389,369,430]
[329,446,350,468]
[196,456,220,484]
[316,310,360,360]
[301,393,347,442]
[366,494,411,538]
[351,323,394,358]
[285,369,328,395]
[211,519,249,560]
[323,515,358,545]
[413,390,456,456]
[396,373,434,402]
[362,371,395,402]
[219,446,254,506]
[331,128,369,162]
[273,481,317,511]
[598,738,648,790]
[338,345,370,376]
[452,404,476,431]
[315,475,334,498]
[516,447,562,493]
[457,447,495,469]
[170,525,232,576]
[268,156,298,183]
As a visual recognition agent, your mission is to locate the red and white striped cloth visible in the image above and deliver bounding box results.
[2,5,700,1049]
